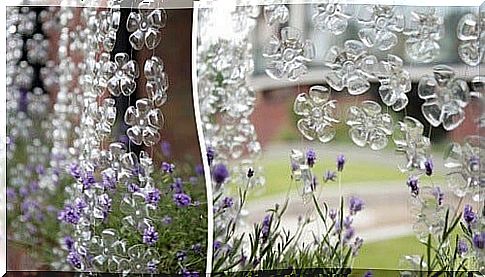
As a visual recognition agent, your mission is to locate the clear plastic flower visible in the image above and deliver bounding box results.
[124,98,163,147]
[312,3,353,35]
[346,100,393,150]
[377,54,411,111]
[293,85,339,143]
[144,56,168,107]
[418,65,470,131]
[126,2,167,50]
[393,116,431,173]
[404,8,444,63]
[409,186,448,242]
[17,7,36,35]
[457,12,485,66]
[356,5,404,51]
[92,98,116,139]
[97,6,121,52]
[92,142,126,173]
[26,34,49,65]
[263,4,289,26]
[84,52,111,97]
[89,229,127,270]
[219,85,256,120]
[123,244,160,273]
[105,53,140,97]
[263,27,315,81]
[120,192,157,232]
[324,40,378,95]
[14,61,34,89]
[444,135,484,201]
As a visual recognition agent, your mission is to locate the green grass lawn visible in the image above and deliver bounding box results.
[353,235,424,270]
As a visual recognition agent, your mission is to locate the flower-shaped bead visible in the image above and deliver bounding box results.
[144,56,168,107]
[346,101,393,150]
[393,116,431,173]
[105,53,140,97]
[126,2,167,50]
[409,186,448,242]
[418,65,470,131]
[124,98,163,147]
[357,5,404,51]
[120,192,157,232]
[457,12,485,66]
[404,9,444,63]
[26,34,49,65]
[124,244,160,273]
[444,135,484,201]
[294,85,339,143]
[97,6,121,52]
[324,40,378,95]
[93,98,116,139]
[263,27,315,81]
[263,4,289,26]
[377,54,411,111]
[312,3,353,35]
[89,229,127,270]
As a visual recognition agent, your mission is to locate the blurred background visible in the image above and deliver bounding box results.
[234,4,483,271]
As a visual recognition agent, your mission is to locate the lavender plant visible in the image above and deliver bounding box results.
[211,149,365,274]
[400,153,483,275]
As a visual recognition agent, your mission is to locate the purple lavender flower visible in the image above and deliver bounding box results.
[147,261,157,273]
[344,227,355,242]
[161,162,175,173]
[160,140,171,157]
[176,251,187,261]
[407,176,419,196]
[363,270,372,277]
[195,164,204,176]
[337,154,345,172]
[247,167,254,178]
[69,163,82,179]
[143,225,159,246]
[82,171,96,190]
[145,188,161,205]
[189,176,198,185]
[98,194,112,211]
[463,204,477,225]
[63,236,75,251]
[424,158,433,176]
[291,161,299,172]
[306,149,316,167]
[6,188,16,201]
[353,237,364,257]
[222,197,234,209]
[458,239,468,255]
[67,251,82,269]
[343,216,353,229]
[127,183,140,193]
[58,204,81,224]
[191,243,202,253]
[432,186,444,206]
[473,232,485,249]
[182,270,199,277]
[75,198,87,210]
[261,214,272,242]
[35,165,45,175]
[102,172,116,190]
[173,193,191,207]
[171,178,184,193]
[212,164,229,185]
[329,208,337,221]
[162,215,172,225]
[324,170,337,182]
[214,240,222,252]
[19,186,29,197]
[349,196,364,215]
[207,146,215,166]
